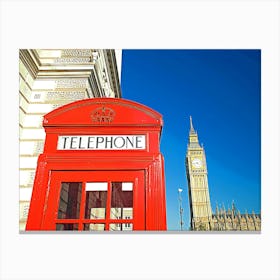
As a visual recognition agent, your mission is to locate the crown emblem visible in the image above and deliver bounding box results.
[91,106,116,124]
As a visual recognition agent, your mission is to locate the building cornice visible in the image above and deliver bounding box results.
[19,50,40,79]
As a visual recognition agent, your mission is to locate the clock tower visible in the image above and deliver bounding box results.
[186,117,212,230]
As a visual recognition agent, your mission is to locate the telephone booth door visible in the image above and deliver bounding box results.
[43,171,145,231]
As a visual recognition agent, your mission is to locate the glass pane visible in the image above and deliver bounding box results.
[109,223,133,231]
[56,223,79,231]
[84,183,107,219]
[57,182,82,219]
[86,182,107,191]
[83,223,105,231]
[110,182,133,219]
[122,182,133,191]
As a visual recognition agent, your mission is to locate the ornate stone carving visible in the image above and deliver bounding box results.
[54,57,91,64]
[46,91,86,101]
[92,51,99,63]
[62,49,92,57]
[55,79,88,89]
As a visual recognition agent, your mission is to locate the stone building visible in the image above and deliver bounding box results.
[19,49,122,231]
[185,117,261,231]
[211,203,261,231]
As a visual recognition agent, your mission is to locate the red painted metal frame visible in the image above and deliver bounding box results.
[26,98,167,231]
[43,171,145,231]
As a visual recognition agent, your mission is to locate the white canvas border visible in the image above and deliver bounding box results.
[0,0,279,279]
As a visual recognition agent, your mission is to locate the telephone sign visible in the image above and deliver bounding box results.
[57,135,146,150]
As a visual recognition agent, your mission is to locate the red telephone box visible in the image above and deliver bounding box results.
[26,98,167,231]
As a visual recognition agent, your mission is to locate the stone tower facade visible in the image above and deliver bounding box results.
[186,117,212,230]
[185,117,261,231]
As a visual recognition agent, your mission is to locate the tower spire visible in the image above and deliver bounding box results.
[190,116,195,134]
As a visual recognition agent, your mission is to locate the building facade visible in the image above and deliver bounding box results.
[19,49,122,231]
[185,117,261,231]
[212,204,261,231]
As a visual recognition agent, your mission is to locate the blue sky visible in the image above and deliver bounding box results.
[120,50,261,230]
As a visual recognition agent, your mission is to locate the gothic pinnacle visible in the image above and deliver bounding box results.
[190,116,195,134]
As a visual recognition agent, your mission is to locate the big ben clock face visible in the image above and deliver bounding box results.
[192,158,202,168]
